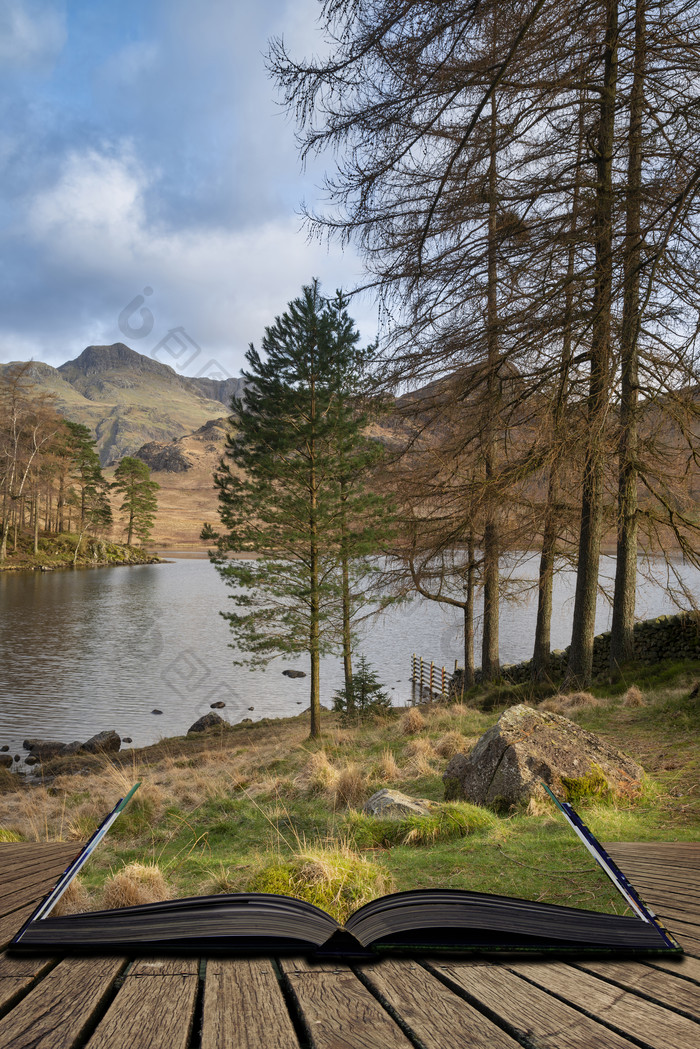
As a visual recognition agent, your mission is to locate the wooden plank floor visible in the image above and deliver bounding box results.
[0,842,698,1049]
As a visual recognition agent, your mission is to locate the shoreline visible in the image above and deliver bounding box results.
[0,535,162,573]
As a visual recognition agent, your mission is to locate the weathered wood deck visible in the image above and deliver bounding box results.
[0,841,698,1048]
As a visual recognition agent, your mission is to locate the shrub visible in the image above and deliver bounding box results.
[333,657,392,721]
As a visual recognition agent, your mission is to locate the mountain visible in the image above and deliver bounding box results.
[1,343,245,465]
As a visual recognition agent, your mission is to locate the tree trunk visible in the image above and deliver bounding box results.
[533,97,585,679]
[0,486,8,562]
[308,373,321,739]
[463,531,475,688]
[566,1,618,688]
[533,492,556,678]
[482,88,500,682]
[339,474,354,711]
[57,475,64,532]
[33,493,40,555]
[610,0,645,668]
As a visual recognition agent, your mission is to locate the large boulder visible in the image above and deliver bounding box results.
[443,704,643,809]
[82,730,121,754]
[363,789,435,819]
[187,712,225,734]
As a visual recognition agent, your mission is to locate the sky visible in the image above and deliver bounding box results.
[0,0,374,382]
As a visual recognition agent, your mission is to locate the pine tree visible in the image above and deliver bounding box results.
[212,281,392,738]
[112,456,159,545]
[332,655,391,722]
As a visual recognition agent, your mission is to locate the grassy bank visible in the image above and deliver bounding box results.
[0,531,160,571]
[0,660,697,923]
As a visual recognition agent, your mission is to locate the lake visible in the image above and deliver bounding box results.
[1,551,698,758]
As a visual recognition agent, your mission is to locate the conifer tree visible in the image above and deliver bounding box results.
[212,281,392,737]
[112,456,159,545]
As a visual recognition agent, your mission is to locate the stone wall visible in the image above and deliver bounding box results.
[450,610,700,691]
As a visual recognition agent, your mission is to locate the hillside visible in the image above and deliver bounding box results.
[120,419,231,547]
[0,344,245,466]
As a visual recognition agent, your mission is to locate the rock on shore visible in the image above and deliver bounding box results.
[443,704,643,809]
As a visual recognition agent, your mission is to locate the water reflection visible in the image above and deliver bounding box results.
[1,553,697,754]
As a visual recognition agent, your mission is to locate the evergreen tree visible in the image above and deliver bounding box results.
[112,456,159,544]
[212,281,392,738]
[332,655,391,722]
[64,422,111,531]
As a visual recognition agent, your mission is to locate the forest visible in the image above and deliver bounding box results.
[264,0,700,691]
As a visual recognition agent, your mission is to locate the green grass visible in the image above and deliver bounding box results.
[1,658,698,917]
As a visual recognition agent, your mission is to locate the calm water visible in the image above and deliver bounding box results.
[1,552,698,757]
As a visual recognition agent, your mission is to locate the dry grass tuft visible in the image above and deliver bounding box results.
[434,731,470,759]
[101,862,172,910]
[376,749,401,781]
[526,797,551,817]
[404,753,436,778]
[298,751,339,796]
[538,696,564,713]
[202,863,247,895]
[406,737,437,759]
[66,800,108,841]
[622,685,645,708]
[52,877,91,916]
[334,763,368,809]
[565,691,601,709]
[400,708,426,735]
[0,826,24,842]
[539,691,600,714]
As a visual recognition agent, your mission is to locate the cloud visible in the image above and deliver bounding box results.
[0,0,66,72]
[0,2,379,376]
[28,145,149,258]
[15,144,375,373]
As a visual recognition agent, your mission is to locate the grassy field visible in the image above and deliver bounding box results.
[0,660,697,924]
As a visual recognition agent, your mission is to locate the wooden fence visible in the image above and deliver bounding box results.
[410,653,459,700]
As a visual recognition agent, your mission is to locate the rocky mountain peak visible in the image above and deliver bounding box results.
[58,343,181,382]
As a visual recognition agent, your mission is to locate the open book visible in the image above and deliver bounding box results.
[11,783,681,957]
